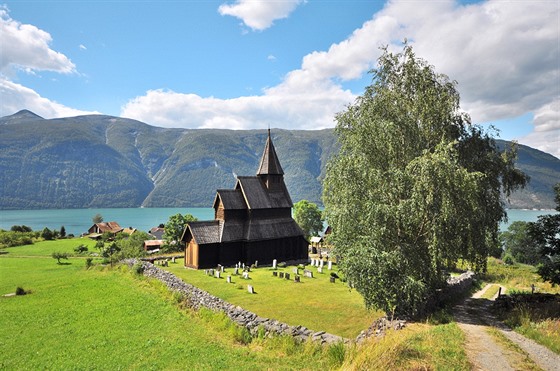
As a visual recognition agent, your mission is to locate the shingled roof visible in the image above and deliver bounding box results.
[184,221,221,244]
[256,129,284,176]
[213,189,247,210]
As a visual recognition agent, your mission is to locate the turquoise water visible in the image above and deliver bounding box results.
[0,207,556,236]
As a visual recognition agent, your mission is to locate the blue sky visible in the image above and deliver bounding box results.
[1,0,558,157]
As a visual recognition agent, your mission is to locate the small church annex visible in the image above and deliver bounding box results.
[181,130,309,269]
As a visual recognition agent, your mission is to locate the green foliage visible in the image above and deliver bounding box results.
[0,230,35,248]
[529,183,560,285]
[326,341,346,367]
[85,258,93,270]
[500,221,540,264]
[503,253,515,266]
[73,244,89,254]
[92,213,103,223]
[323,44,526,317]
[10,225,32,233]
[59,226,66,238]
[41,227,54,241]
[163,213,198,251]
[293,200,324,239]
[51,251,68,264]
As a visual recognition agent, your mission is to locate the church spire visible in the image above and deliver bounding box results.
[257,129,284,176]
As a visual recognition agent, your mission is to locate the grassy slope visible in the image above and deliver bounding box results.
[0,245,333,369]
[165,263,380,339]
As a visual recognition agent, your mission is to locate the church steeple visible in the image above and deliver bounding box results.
[257,128,284,176]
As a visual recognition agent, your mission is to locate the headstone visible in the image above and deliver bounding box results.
[328,261,332,270]
[310,258,315,266]
[273,271,278,277]
[215,270,221,279]
[221,266,224,273]
[272,259,277,269]
[242,263,245,269]
[247,285,254,294]
[304,270,313,278]
[330,276,336,283]
[318,267,323,274]
[319,260,324,268]
[238,261,241,268]
[234,267,239,275]
[255,260,258,268]
[172,257,176,263]
[243,271,249,280]
[294,275,300,283]
[293,268,299,274]
[227,275,231,283]
[285,273,290,280]
[279,272,285,278]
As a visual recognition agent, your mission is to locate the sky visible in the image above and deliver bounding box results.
[1,0,559,158]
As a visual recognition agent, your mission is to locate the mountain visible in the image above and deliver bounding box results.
[0,110,557,210]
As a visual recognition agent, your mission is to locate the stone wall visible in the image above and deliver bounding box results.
[438,271,476,305]
[124,259,345,344]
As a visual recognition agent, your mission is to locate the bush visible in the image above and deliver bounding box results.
[503,254,515,265]
[132,261,145,275]
[278,262,287,268]
[85,258,93,270]
[74,244,89,254]
[327,341,346,367]
[15,287,27,296]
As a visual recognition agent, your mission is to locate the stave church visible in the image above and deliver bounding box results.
[181,130,309,269]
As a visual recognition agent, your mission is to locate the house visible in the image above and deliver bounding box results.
[143,239,163,252]
[181,130,309,269]
[87,221,124,237]
[149,227,165,240]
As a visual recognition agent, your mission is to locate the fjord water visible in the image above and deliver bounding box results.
[0,208,556,236]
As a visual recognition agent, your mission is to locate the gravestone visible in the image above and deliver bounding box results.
[234,267,239,275]
[272,259,277,269]
[247,285,254,294]
[310,258,315,266]
[304,270,313,278]
[330,276,336,283]
[215,270,221,279]
[273,271,278,277]
[319,260,324,268]
[294,275,300,283]
[318,267,323,274]
[172,257,176,264]
[293,268,299,274]
[285,273,290,280]
[227,275,231,283]
[328,261,332,270]
[255,260,258,268]
[243,271,249,280]
[220,266,224,273]
[279,272,285,278]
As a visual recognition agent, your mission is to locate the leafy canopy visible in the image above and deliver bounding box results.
[323,44,526,317]
[164,213,198,251]
[293,200,324,240]
[529,183,560,285]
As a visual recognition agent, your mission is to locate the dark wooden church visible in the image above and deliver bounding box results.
[181,130,309,269]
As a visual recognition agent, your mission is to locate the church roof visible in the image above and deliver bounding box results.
[256,129,284,176]
[214,189,246,210]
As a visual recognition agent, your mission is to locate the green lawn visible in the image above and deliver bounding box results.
[164,262,381,339]
[0,254,333,369]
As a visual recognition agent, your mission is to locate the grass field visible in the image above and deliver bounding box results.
[8,238,534,369]
[164,262,380,339]
[0,252,337,369]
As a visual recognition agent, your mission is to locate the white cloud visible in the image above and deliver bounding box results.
[0,78,97,118]
[519,99,560,158]
[0,6,76,77]
[218,0,304,31]
[79,44,87,51]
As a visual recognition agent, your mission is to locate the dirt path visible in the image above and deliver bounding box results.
[454,284,560,371]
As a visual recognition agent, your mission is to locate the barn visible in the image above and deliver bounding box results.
[181,130,309,269]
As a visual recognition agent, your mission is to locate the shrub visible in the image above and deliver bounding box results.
[278,262,287,268]
[74,244,89,254]
[132,261,145,275]
[503,254,515,265]
[85,258,93,270]
[15,287,26,295]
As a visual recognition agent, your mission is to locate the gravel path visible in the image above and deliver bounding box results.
[454,284,560,371]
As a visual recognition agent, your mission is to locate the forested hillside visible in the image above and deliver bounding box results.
[0,110,557,210]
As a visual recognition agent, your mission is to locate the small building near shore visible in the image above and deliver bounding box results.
[181,130,308,269]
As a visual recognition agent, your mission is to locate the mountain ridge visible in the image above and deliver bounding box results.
[0,110,557,210]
